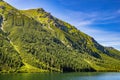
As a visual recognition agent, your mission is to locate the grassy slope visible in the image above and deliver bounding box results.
[0,29,23,72]
[21,9,120,71]
[0,1,49,72]
[0,0,120,72]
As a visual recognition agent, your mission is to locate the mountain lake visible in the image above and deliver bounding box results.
[0,72,120,80]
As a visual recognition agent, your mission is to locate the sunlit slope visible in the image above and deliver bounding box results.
[0,0,120,72]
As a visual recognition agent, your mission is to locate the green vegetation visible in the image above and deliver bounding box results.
[0,0,120,72]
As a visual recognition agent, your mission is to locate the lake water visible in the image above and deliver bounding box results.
[0,72,120,80]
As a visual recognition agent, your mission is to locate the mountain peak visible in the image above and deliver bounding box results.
[36,8,45,12]
[25,8,45,12]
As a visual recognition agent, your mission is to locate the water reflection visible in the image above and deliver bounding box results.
[0,72,120,80]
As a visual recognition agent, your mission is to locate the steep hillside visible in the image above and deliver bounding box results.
[0,17,23,72]
[0,0,120,72]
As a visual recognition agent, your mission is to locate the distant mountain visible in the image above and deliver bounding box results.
[0,0,120,73]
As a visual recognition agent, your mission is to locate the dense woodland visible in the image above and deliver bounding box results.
[0,0,120,72]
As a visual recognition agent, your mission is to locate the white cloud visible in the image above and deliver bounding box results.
[78,20,93,27]
[64,9,120,27]
[101,41,120,46]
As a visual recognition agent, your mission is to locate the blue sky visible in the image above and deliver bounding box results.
[4,0,120,50]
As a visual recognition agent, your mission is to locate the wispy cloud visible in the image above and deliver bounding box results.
[78,20,93,27]
[63,9,120,27]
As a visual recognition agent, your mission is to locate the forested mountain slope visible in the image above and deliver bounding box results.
[0,0,120,72]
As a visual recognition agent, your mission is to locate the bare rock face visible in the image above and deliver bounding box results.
[0,6,4,9]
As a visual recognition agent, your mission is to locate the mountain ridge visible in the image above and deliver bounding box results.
[0,0,120,72]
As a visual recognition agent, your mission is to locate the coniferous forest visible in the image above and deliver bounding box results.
[0,0,120,73]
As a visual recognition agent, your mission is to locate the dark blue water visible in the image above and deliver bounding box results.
[0,72,120,80]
